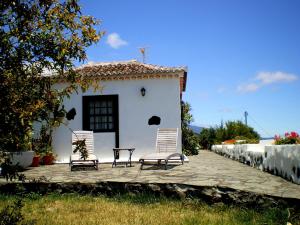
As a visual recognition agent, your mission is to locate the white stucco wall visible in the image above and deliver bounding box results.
[52,77,182,163]
[211,144,300,184]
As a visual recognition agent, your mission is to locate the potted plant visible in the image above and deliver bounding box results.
[6,131,34,168]
[31,154,40,167]
[32,125,56,166]
[42,149,56,165]
[42,154,54,165]
[31,137,43,167]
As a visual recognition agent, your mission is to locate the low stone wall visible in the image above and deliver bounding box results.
[0,181,299,210]
[211,144,300,184]
[264,145,300,184]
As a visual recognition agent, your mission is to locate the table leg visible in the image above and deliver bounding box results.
[129,150,132,167]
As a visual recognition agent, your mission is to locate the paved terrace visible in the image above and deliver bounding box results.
[1,150,300,199]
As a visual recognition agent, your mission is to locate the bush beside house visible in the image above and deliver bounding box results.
[181,101,199,155]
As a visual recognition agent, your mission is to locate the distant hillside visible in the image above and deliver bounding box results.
[189,125,204,134]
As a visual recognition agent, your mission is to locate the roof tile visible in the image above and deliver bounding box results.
[75,60,187,77]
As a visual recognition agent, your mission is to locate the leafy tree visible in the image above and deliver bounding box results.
[214,120,260,143]
[181,101,199,155]
[199,121,260,147]
[0,0,103,152]
[215,120,226,143]
[199,127,216,150]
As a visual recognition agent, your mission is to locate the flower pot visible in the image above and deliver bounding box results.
[10,151,34,168]
[31,156,40,167]
[43,155,54,165]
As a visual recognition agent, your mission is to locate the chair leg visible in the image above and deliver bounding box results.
[157,159,163,169]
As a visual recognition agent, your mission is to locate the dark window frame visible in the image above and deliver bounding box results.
[82,95,119,133]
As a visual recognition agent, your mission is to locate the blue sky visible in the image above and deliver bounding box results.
[81,0,300,137]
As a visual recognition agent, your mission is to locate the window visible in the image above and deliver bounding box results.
[83,95,118,132]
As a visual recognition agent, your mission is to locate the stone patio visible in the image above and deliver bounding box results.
[1,150,300,200]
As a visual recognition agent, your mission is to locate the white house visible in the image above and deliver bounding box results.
[52,60,187,163]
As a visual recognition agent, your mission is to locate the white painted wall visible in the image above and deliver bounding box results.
[211,144,300,184]
[52,77,182,163]
[264,145,300,184]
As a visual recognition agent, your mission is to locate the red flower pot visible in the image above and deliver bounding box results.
[43,155,54,165]
[31,156,40,167]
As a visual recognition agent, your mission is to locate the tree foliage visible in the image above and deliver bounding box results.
[198,127,216,150]
[181,101,199,155]
[0,0,103,152]
[217,120,260,143]
[199,120,260,147]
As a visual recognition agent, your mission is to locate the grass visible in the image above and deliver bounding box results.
[0,193,298,225]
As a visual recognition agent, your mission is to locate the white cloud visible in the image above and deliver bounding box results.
[106,33,128,49]
[237,83,260,93]
[255,71,298,84]
[237,71,298,93]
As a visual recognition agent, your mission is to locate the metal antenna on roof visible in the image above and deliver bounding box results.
[138,47,147,63]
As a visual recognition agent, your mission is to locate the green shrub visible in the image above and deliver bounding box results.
[0,199,35,225]
[181,101,199,155]
[234,136,260,144]
[215,121,260,143]
[200,121,260,146]
[199,128,216,149]
[182,127,199,155]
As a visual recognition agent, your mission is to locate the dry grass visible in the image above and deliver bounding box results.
[0,193,297,225]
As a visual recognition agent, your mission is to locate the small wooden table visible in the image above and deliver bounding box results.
[112,148,135,167]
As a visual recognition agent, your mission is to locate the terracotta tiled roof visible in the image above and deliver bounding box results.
[74,60,187,92]
[75,60,187,77]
